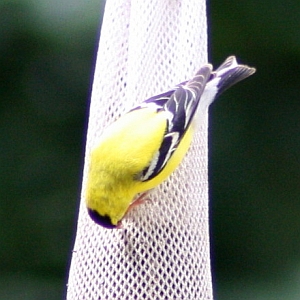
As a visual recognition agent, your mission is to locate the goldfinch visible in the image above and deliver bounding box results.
[86,56,256,228]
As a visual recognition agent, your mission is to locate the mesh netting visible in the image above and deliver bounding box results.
[66,0,212,299]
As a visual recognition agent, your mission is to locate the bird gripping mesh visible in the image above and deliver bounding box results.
[66,0,213,299]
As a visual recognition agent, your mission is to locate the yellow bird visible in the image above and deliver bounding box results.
[86,56,255,228]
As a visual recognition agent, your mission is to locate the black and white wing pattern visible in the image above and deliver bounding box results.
[139,65,212,181]
[137,56,256,181]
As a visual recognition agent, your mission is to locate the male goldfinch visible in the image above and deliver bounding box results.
[86,56,256,228]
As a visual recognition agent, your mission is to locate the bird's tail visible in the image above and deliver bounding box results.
[194,56,256,115]
[212,56,256,97]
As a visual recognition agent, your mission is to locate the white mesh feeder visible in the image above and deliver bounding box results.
[66,0,213,299]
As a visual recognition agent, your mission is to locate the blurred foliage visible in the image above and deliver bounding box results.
[1,0,299,299]
[0,0,101,298]
[209,0,300,298]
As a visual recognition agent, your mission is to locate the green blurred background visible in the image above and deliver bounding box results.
[1,0,299,299]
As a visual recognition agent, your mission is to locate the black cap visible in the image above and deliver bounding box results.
[88,208,117,229]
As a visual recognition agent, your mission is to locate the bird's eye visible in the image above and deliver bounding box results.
[88,209,117,229]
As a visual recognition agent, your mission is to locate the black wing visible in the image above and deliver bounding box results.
[139,65,212,181]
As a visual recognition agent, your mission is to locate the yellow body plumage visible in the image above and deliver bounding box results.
[86,107,193,226]
[85,56,255,228]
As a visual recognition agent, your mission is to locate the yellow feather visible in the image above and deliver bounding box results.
[86,107,193,226]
